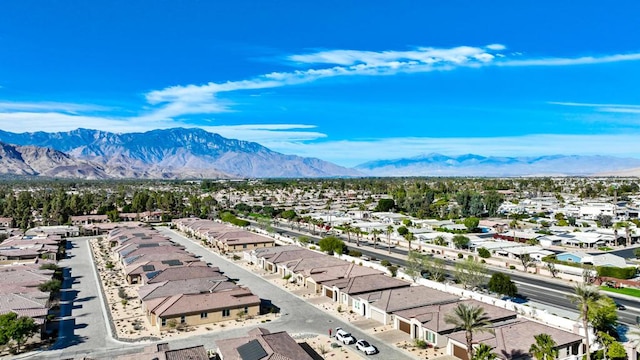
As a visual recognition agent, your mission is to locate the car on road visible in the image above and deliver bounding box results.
[615,302,626,310]
[335,327,356,345]
[356,339,378,355]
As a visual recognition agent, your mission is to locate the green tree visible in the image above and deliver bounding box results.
[454,257,488,289]
[477,248,491,259]
[472,343,497,360]
[487,272,518,297]
[568,284,601,360]
[405,251,428,282]
[318,236,344,255]
[464,217,480,232]
[453,234,470,249]
[397,226,409,236]
[375,198,395,212]
[0,312,39,353]
[424,257,447,282]
[589,296,619,339]
[444,303,495,359]
[529,333,558,360]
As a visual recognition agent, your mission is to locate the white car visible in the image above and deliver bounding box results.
[356,339,378,355]
[335,327,356,345]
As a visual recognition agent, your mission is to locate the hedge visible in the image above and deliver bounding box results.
[596,266,637,280]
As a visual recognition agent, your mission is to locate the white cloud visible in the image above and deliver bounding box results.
[201,124,326,142]
[500,53,640,67]
[0,101,111,113]
[549,101,640,114]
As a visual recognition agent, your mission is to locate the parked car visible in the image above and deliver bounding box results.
[335,327,356,345]
[356,339,378,355]
[615,302,626,310]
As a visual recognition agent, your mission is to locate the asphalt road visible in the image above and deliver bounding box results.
[269,222,640,327]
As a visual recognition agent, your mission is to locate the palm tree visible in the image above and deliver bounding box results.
[343,223,352,243]
[568,284,601,360]
[472,343,497,360]
[444,303,495,359]
[386,225,394,254]
[372,229,381,249]
[405,232,415,250]
[529,333,558,360]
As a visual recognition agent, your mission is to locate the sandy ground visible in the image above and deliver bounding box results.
[88,237,278,341]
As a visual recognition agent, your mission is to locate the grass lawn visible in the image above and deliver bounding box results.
[600,286,640,297]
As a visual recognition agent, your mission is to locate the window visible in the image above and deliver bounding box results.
[180,315,186,324]
[200,312,208,319]
[243,244,248,249]
[161,318,166,326]
[354,301,360,310]
[426,331,436,343]
[244,306,248,313]
[222,309,230,317]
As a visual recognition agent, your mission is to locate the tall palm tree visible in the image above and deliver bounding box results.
[472,343,497,360]
[386,225,394,254]
[529,333,558,360]
[405,232,415,251]
[343,223,352,243]
[372,229,381,249]
[568,284,601,360]
[444,303,495,359]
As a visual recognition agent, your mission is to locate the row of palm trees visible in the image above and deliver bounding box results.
[446,283,627,360]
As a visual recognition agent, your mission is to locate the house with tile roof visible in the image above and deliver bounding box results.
[137,277,237,301]
[393,299,517,348]
[322,273,410,304]
[353,286,460,326]
[116,342,209,360]
[144,287,261,330]
[216,327,315,360]
[446,318,583,360]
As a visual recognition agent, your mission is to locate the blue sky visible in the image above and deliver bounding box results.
[1,1,640,167]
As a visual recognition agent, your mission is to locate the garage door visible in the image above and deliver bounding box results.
[370,308,386,324]
[453,344,469,360]
[398,319,411,334]
[325,289,333,299]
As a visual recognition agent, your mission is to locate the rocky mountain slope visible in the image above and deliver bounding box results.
[355,153,640,177]
[0,128,361,178]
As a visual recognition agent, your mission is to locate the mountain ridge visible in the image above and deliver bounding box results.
[0,128,361,178]
[355,153,640,177]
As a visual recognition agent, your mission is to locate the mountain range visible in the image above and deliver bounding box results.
[0,128,638,179]
[0,128,360,179]
[354,153,640,177]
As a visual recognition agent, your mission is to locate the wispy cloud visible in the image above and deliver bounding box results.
[500,53,640,67]
[550,101,640,114]
[0,101,111,113]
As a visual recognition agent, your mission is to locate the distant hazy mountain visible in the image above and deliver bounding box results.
[0,128,360,178]
[355,153,640,177]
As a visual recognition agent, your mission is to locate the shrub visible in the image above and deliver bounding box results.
[596,266,637,279]
[387,265,398,277]
[414,339,428,349]
[105,262,115,269]
[478,247,491,258]
[118,287,127,299]
[348,250,362,258]
[381,259,391,267]
[509,265,516,270]
[457,253,464,259]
